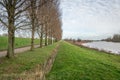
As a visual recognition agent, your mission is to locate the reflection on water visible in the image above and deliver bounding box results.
[82,41,120,54]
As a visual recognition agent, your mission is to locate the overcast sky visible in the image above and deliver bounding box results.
[61,0,120,40]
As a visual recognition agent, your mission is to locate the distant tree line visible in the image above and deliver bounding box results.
[102,34,120,42]
[0,0,62,58]
[64,38,83,43]
[64,38,94,43]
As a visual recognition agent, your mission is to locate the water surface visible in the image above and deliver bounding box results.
[82,41,120,54]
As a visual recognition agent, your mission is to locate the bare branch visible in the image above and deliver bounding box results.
[15,23,31,30]
[0,1,6,7]
[0,18,8,27]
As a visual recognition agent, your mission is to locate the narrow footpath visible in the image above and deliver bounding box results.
[0,45,40,57]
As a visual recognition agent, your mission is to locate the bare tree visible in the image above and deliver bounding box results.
[43,0,62,45]
[0,0,29,58]
[0,0,62,58]
[27,0,51,50]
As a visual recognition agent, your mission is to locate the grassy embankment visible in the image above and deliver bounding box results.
[0,42,59,79]
[0,36,40,50]
[47,41,120,80]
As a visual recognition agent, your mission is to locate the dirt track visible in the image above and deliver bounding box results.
[0,45,40,57]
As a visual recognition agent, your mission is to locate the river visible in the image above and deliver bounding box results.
[82,41,120,54]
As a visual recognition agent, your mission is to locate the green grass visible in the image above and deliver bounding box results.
[0,42,58,76]
[46,41,120,80]
[0,36,40,50]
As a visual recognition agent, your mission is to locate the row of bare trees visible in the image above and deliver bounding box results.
[0,0,62,58]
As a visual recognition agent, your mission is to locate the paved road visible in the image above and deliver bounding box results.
[0,45,40,57]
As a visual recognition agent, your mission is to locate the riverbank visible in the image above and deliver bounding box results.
[47,41,120,80]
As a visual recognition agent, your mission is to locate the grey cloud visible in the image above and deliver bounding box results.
[61,0,120,40]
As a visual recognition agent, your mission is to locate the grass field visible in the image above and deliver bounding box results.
[0,36,40,50]
[46,41,120,80]
[0,42,58,79]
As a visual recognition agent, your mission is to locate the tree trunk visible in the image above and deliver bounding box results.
[12,31,15,56]
[50,34,53,44]
[50,29,53,44]
[48,29,51,45]
[40,24,43,48]
[45,25,48,46]
[45,34,47,46]
[7,24,15,58]
[31,25,35,51]
[30,1,36,51]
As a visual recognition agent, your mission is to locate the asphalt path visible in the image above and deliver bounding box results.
[0,45,40,57]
